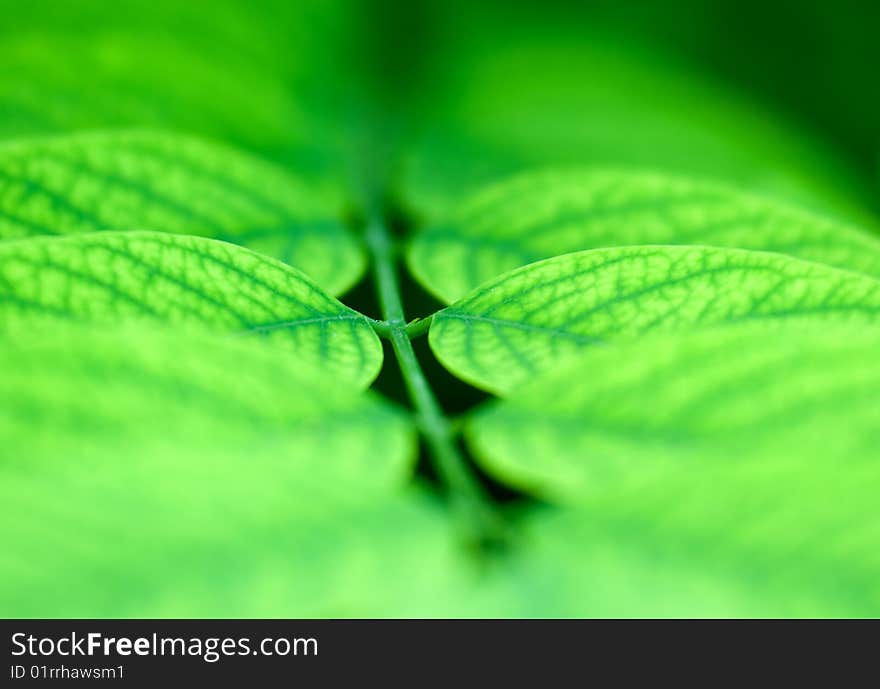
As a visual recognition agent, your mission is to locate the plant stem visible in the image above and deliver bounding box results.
[364,212,502,544]
[366,317,393,338]
[404,315,432,338]
[367,316,432,340]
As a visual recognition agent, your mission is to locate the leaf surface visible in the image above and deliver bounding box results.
[0,231,381,387]
[0,131,363,294]
[498,485,880,617]
[430,245,880,394]
[467,323,880,616]
[467,322,880,499]
[409,168,880,303]
[0,324,479,617]
[1,323,412,492]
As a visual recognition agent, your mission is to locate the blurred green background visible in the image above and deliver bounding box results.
[1,0,877,216]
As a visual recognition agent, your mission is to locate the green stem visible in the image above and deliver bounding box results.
[404,315,432,338]
[367,316,432,340]
[364,213,501,543]
[366,317,393,338]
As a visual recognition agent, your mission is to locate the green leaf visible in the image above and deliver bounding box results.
[0,231,382,388]
[466,322,880,500]
[468,323,880,616]
[402,24,875,223]
[499,485,880,616]
[0,324,478,617]
[0,322,412,493]
[409,168,880,303]
[429,245,880,394]
[0,0,361,176]
[0,131,364,295]
[4,487,475,617]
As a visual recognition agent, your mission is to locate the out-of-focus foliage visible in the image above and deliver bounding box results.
[397,3,877,224]
[1,0,879,618]
[495,475,880,617]
[0,0,367,185]
[0,324,482,617]
[467,323,880,499]
[566,0,880,190]
[0,323,411,494]
[468,323,880,616]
